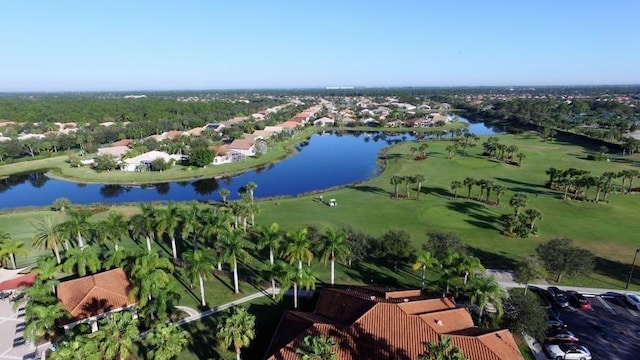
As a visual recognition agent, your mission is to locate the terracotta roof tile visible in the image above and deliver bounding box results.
[265,287,523,360]
[419,308,475,333]
[56,268,134,320]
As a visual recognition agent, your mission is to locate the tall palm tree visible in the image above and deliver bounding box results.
[93,312,140,360]
[0,239,28,269]
[546,167,560,189]
[217,307,256,360]
[414,174,426,200]
[463,177,475,199]
[156,202,182,259]
[219,188,231,204]
[450,180,462,200]
[296,335,338,360]
[129,204,157,253]
[390,176,402,198]
[258,223,283,296]
[23,302,67,342]
[183,249,216,306]
[245,181,258,203]
[180,202,202,249]
[128,252,174,308]
[509,193,528,216]
[524,208,543,231]
[31,216,62,264]
[33,256,61,284]
[419,335,469,360]
[468,276,507,318]
[223,228,253,294]
[62,246,101,277]
[317,227,349,285]
[403,175,413,198]
[98,211,129,251]
[412,252,440,289]
[516,152,526,166]
[58,208,93,250]
[144,323,190,360]
[492,184,506,205]
[201,211,232,270]
[284,228,314,270]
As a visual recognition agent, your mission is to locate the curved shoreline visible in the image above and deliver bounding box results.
[1,124,467,186]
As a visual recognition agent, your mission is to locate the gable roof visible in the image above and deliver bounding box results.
[56,268,134,320]
[265,287,523,360]
[226,138,255,150]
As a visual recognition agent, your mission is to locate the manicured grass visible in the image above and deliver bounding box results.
[256,132,640,289]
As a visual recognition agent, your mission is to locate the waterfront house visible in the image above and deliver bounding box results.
[121,150,183,171]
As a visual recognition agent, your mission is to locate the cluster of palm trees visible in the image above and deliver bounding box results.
[0,230,29,269]
[450,177,506,205]
[545,167,639,202]
[412,251,507,322]
[390,174,427,199]
[481,137,526,165]
[445,132,479,158]
[409,142,429,159]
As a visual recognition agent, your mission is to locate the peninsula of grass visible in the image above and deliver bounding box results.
[0,123,466,185]
[2,130,639,291]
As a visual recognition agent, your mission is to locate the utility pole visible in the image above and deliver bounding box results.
[626,249,640,289]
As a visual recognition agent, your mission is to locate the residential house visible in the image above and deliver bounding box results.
[265,287,523,360]
[111,139,133,147]
[279,121,301,134]
[97,146,129,160]
[205,123,225,133]
[225,139,257,157]
[56,268,135,333]
[405,117,433,127]
[313,117,335,127]
[210,146,245,165]
[121,150,183,172]
[264,126,284,134]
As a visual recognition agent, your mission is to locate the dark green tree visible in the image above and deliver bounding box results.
[535,238,594,282]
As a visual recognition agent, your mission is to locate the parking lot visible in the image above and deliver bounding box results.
[550,292,640,360]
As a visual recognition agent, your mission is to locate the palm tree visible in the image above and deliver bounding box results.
[33,256,61,284]
[32,217,63,264]
[419,335,469,360]
[509,193,528,216]
[450,180,462,200]
[217,307,256,360]
[317,227,350,285]
[23,303,67,342]
[403,175,414,198]
[128,252,174,308]
[296,335,338,360]
[223,228,254,294]
[390,175,402,198]
[245,181,258,203]
[258,223,283,297]
[284,228,314,270]
[62,246,101,277]
[468,276,507,318]
[546,167,560,189]
[104,247,132,269]
[180,202,202,249]
[463,177,475,199]
[58,208,93,250]
[275,263,316,309]
[98,211,129,251]
[219,188,231,204]
[0,240,28,269]
[516,152,526,166]
[201,211,232,270]
[492,184,506,205]
[414,174,426,200]
[506,144,519,160]
[419,142,429,157]
[183,249,216,307]
[412,252,439,289]
[93,312,140,360]
[145,323,190,360]
[129,204,157,253]
[524,208,543,231]
[156,202,182,259]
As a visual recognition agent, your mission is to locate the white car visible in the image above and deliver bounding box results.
[545,343,592,360]
[625,293,640,310]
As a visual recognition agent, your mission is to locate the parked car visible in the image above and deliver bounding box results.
[625,293,640,310]
[547,286,570,308]
[546,328,579,343]
[546,309,564,328]
[566,290,592,310]
[545,343,592,360]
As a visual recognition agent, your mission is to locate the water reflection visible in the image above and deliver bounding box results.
[191,178,218,196]
[100,184,125,198]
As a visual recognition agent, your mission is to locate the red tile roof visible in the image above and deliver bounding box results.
[226,139,255,151]
[111,139,133,147]
[56,268,134,321]
[0,272,36,291]
[265,287,523,360]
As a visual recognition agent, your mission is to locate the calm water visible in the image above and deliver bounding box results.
[0,118,498,209]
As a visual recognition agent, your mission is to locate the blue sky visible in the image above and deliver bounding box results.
[1,1,638,91]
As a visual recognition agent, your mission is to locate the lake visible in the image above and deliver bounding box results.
[0,118,498,209]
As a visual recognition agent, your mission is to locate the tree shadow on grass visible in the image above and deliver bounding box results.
[243,300,287,360]
[592,256,633,289]
[446,202,501,232]
[420,186,452,199]
[182,315,225,360]
[343,262,409,288]
[467,246,518,270]
[349,184,391,197]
